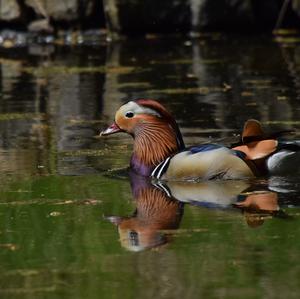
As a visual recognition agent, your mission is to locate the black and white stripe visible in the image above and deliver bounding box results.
[151,157,171,179]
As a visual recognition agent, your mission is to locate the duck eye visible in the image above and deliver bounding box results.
[125,111,134,118]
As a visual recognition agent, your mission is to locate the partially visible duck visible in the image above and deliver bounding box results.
[101,99,300,180]
[232,119,300,175]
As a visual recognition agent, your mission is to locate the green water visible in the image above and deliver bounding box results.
[0,34,300,298]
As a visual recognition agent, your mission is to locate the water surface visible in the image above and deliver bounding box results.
[0,34,300,298]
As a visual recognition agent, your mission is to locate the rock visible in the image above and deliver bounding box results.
[292,0,300,17]
[293,0,300,12]
[25,0,97,21]
[25,0,77,20]
[105,0,191,35]
[104,0,281,35]
[0,0,20,21]
[0,0,299,34]
[191,0,255,31]
[103,0,121,36]
[28,19,54,33]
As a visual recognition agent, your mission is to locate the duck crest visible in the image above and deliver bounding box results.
[135,99,185,149]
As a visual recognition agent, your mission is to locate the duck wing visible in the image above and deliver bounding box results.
[151,144,254,181]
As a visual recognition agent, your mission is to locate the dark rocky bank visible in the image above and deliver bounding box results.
[0,0,300,36]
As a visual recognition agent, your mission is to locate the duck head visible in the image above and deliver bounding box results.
[101,99,185,176]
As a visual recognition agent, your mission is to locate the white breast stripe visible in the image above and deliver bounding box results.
[153,182,172,197]
[151,160,165,177]
[157,157,171,179]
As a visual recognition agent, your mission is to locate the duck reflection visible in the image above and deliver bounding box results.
[107,173,286,251]
[154,180,250,208]
[162,180,286,228]
[107,173,184,252]
[234,191,283,228]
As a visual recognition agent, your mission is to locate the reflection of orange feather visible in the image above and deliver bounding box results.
[234,191,279,228]
[136,187,181,228]
[235,192,278,212]
[117,186,182,251]
[119,187,181,231]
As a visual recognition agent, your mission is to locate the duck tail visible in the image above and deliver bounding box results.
[266,139,300,175]
[232,119,300,176]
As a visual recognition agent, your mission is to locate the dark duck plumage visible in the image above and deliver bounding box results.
[101,99,300,180]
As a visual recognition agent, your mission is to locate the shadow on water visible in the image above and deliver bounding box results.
[1,34,300,298]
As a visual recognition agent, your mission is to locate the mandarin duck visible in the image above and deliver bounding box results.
[101,99,300,180]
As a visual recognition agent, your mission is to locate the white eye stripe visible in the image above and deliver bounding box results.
[123,101,161,118]
[140,107,161,117]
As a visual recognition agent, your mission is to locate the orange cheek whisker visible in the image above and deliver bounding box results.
[134,122,180,167]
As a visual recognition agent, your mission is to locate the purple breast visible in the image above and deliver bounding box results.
[130,155,153,176]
